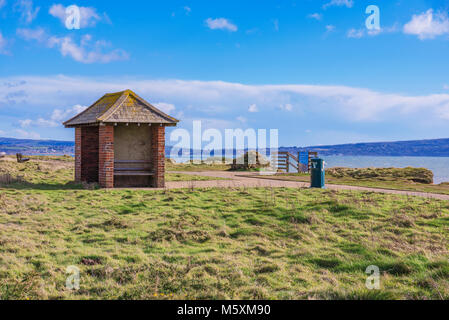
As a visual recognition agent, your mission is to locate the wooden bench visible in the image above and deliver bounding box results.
[16,153,30,163]
[114,160,154,176]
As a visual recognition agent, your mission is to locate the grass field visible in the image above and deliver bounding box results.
[0,156,225,188]
[1,157,449,300]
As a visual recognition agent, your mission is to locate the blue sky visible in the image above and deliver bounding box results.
[1,0,449,147]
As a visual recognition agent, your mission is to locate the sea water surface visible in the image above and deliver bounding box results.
[320,156,449,184]
[173,154,449,184]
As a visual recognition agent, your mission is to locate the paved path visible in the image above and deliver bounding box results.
[164,171,449,200]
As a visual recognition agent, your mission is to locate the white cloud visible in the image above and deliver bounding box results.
[2,76,449,126]
[205,18,238,32]
[326,25,336,32]
[236,116,246,123]
[17,28,129,63]
[444,84,449,90]
[347,28,364,38]
[49,4,103,28]
[16,27,45,41]
[323,0,353,9]
[308,13,322,21]
[19,105,87,128]
[184,6,191,15]
[14,0,39,24]
[248,104,258,113]
[403,9,449,40]
[347,25,398,38]
[14,129,40,139]
[153,102,176,114]
[0,32,8,55]
[279,104,293,112]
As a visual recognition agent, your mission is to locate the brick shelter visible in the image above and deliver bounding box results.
[64,90,179,188]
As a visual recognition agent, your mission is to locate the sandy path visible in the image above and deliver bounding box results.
[163,171,449,200]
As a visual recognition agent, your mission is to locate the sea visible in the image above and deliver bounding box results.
[172,155,449,184]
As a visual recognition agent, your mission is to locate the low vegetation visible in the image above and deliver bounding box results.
[327,167,434,184]
[166,159,232,172]
[0,156,223,188]
[256,167,449,196]
[0,185,448,300]
[1,156,448,300]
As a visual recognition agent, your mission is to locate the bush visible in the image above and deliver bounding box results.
[231,151,270,171]
[327,167,434,184]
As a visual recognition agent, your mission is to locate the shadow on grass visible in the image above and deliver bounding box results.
[0,181,87,191]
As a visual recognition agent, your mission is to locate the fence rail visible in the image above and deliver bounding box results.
[272,151,318,173]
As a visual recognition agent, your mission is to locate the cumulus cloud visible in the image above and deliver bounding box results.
[323,0,353,9]
[19,105,87,128]
[16,27,45,41]
[205,18,238,32]
[49,4,105,28]
[1,76,449,132]
[347,25,398,38]
[17,28,129,63]
[308,13,322,21]
[248,104,258,112]
[278,104,293,112]
[236,116,246,123]
[403,9,449,40]
[326,25,336,32]
[14,129,40,139]
[347,28,364,38]
[14,0,39,24]
[153,102,176,114]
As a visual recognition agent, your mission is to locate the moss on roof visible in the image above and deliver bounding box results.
[63,90,179,127]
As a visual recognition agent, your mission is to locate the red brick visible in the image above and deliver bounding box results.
[99,125,114,188]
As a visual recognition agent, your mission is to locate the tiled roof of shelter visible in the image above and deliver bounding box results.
[64,90,179,127]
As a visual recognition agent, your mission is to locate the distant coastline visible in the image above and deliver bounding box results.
[1,137,449,157]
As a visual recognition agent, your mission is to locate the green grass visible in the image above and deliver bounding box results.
[166,160,232,172]
[1,156,449,300]
[0,156,226,187]
[165,173,229,182]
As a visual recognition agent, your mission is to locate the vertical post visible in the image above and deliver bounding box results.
[286,153,289,173]
[99,125,114,188]
[151,125,165,188]
[75,127,82,182]
[298,152,300,173]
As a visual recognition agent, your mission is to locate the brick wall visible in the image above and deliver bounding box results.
[99,125,114,188]
[75,127,81,182]
[151,125,165,188]
[80,126,99,183]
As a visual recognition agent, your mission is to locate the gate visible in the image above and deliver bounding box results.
[273,151,318,173]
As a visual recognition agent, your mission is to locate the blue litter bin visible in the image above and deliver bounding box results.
[310,158,325,188]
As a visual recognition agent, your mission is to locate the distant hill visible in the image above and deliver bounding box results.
[1,137,449,157]
[0,137,74,155]
[280,138,449,157]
